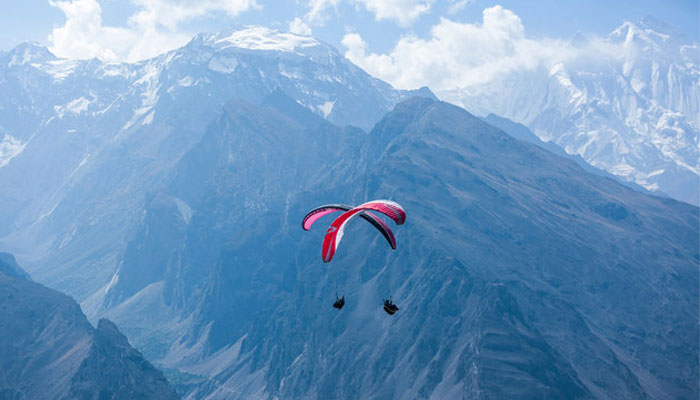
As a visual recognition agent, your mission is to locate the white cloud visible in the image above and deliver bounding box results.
[48,0,128,61]
[301,0,431,29]
[354,0,434,26]
[128,0,260,31]
[447,0,472,14]
[289,17,312,35]
[305,0,341,24]
[342,5,621,91]
[48,0,259,62]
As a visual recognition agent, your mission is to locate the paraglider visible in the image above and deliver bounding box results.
[302,200,406,314]
[383,299,399,315]
[333,295,345,309]
[302,204,397,251]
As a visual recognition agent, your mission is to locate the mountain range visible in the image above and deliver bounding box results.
[99,94,696,399]
[0,26,433,300]
[446,17,699,204]
[0,25,697,399]
[0,252,179,399]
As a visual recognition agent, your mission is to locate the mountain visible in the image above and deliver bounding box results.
[0,254,179,399]
[445,18,699,204]
[0,252,31,280]
[101,97,697,399]
[0,26,434,302]
[481,113,661,196]
[0,24,696,400]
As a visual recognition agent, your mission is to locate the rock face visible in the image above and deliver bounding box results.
[448,18,699,204]
[0,257,179,400]
[98,96,696,399]
[0,252,30,280]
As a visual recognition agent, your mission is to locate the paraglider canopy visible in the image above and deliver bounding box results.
[302,204,398,251]
[319,200,405,263]
[302,199,406,314]
[302,199,405,262]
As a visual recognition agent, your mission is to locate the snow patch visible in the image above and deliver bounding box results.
[134,61,162,109]
[105,270,120,293]
[34,59,79,80]
[122,106,153,130]
[173,197,193,224]
[37,202,59,222]
[178,76,195,87]
[54,95,95,118]
[278,66,301,80]
[9,52,32,67]
[610,162,635,176]
[101,63,131,78]
[142,110,155,125]
[318,100,335,118]
[215,26,319,52]
[68,154,90,179]
[208,55,239,73]
[645,169,666,178]
[0,134,26,168]
[122,61,161,130]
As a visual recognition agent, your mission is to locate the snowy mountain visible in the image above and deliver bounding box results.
[0,26,433,300]
[0,253,179,399]
[102,97,696,399]
[445,18,699,204]
[481,113,656,193]
[0,24,696,400]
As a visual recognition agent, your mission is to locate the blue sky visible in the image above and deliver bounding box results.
[2,0,697,56]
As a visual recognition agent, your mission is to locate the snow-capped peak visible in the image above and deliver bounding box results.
[209,26,320,52]
[608,18,694,61]
[610,21,669,48]
[5,42,55,67]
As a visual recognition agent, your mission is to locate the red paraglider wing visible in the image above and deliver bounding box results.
[302,204,397,250]
[355,199,406,225]
[302,204,350,231]
[322,200,406,262]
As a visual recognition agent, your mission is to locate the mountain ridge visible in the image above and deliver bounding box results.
[99,96,697,399]
[446,19,699,204]
[0,254,180,399]
[0,26,434,303]
[0,23,696,400]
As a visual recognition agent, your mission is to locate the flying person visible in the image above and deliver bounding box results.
[383,299,399,315]
[302,200,406,312]
[333,295,345,310]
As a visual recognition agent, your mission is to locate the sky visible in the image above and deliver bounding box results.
[1,0,697,91]
[2,0,697,54]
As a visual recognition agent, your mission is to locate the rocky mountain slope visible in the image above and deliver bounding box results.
[0,26,432,301]
[0,252,179,399]
[101,97,697,399]
[0,24,696,400]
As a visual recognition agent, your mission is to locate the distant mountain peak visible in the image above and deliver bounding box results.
[569,31,591,48]
[608,18,687,54]
[0,252,30,280]
[6,42,56,66]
